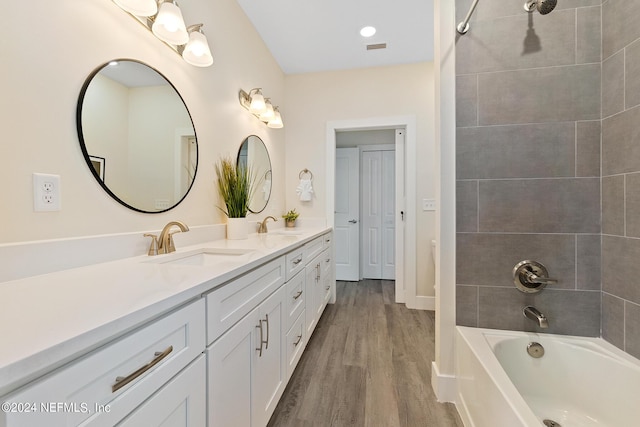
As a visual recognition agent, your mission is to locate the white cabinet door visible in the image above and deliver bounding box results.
[304,254,321,337]
[252,285,287,427]
[117,355,206,427]
[208,307,258,427]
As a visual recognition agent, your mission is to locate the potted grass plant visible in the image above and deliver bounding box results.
[215,156,255,239]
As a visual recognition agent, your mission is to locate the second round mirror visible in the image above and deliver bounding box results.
[237,135,271,214]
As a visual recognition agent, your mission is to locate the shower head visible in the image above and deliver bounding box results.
[524,0,557,15]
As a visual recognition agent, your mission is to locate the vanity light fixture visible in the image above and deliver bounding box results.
[112,0,213,67]
[239,88,284,128]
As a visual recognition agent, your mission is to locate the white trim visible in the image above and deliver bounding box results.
[431,361,457,404]
[326,116,417,308]
[414,295,435,311]
[433,0,458,402]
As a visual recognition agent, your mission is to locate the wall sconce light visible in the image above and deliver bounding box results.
[113,0,213,67]
[239,88,284,128]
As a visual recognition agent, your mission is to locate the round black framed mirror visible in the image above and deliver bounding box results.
[76,59,198,213]
[237,135,271,214]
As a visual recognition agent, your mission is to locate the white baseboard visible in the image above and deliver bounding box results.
[431,361,457,403]
[414,295,435,310]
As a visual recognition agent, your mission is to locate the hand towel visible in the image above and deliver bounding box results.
[296,178,314,201]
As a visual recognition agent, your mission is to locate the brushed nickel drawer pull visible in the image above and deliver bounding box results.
[256,321,265,357]
[112,346,173,393]
[264,314,270,350]
[293,335,302,346]
[293,290,303,300]
[292,257,303,265]
[325,286,330,291]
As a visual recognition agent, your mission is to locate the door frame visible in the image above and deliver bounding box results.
[326,116,417,307]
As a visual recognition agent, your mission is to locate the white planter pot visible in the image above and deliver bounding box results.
[226,217,248,240]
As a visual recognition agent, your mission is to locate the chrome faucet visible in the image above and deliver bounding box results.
[157,221,189,254]
[523,306,549,328]
[258,216,277,233]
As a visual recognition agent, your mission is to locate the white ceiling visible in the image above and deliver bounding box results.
[236,0,434,75]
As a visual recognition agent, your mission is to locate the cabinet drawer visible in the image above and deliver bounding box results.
[322,231,333,250]
[117,355,206,427]
[284,247,304,282]
[285,270,305,331]
[303,236,323,265]
[286,311,306,381]
[207,257,285,344]
[1,299,205,427]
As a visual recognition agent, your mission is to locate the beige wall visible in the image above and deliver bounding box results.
[0,0,286,243]
[284,63,436,296]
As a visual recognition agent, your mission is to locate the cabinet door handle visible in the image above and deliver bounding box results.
[293,335,302,347]
[325,286,330,291]
[256,321,265,357]
[112,346,173,393]
[293,257,303,265]
[264,314,270,350]
[293,290,303,300]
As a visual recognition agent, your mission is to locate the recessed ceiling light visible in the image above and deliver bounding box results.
[360,26,376,37]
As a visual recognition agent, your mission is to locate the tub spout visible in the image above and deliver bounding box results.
[523,306,549,328]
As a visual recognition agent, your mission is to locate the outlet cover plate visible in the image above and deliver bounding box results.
[33,173,61,212]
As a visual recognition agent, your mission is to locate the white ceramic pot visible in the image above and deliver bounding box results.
[226,217,248,240]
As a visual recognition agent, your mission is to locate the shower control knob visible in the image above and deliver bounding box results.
[513,260,557,293]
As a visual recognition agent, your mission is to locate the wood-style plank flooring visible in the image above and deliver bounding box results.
[268,280,463,427]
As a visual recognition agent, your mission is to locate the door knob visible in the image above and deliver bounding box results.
[348,219,358,224]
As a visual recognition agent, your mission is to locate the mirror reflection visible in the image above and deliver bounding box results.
[237,135,271,214]
[77,59,197,213]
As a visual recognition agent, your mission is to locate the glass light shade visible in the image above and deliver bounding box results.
[267,109,283,128]
[259,101,275,121]
[113,0,158,16]
[249,90,266,114]
[152,1,189,45]
[182,30,213,67]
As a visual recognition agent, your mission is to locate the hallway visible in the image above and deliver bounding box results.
[268,280,462,427]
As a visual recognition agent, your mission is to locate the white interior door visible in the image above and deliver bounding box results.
[361,148,395,280]
[334,147,359,281]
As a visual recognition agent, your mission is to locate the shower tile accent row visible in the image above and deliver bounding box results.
[601,0,640,359]
[455,0,602,338]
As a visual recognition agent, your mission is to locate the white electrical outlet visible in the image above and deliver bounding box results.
[423,198,436,211]
[33,173,61,212]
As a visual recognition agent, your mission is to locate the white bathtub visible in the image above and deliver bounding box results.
[456,326,640,427]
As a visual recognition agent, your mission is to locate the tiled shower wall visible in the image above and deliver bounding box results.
[455,0,603,336]
[601,0,640,358]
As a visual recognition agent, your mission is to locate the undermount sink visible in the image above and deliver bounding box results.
[269,229,305,236]
[146,248,258,266]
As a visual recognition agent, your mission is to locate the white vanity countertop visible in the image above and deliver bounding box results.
[0,227,330,396]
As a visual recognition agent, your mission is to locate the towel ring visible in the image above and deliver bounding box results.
[299,168,313,180]
[264,169,272,180]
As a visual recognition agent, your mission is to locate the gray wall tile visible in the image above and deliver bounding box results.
[576,121,601,177]
[478,64,601,125]
[478,179,600,233]
[625,39,640,110]
[602,105,640,175]
[456,285,478,327]
[603,0,640,59]
[602,293,624,350]
[456,75,477,127]
[602,235,640,305]
[577,235,601,290]
[602,175,625,236]
[457,181,478,232]
[457,123,575,179]
[456,0,601,24]
[477,287,600,336]
[625,173,640,237]
[457,233,576,288]
[456,10,576,75]
[625,302,640,359]
[577,6,602,64]
[602,50,625,118]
